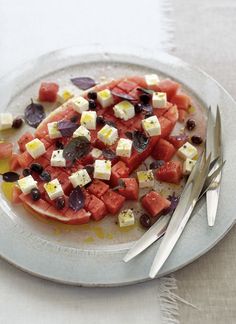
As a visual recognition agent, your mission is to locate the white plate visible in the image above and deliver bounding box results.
[0,45,235,286]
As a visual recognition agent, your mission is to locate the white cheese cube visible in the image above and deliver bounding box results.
[113,100,135,121]
[25,138,46,159]
[50,150,66,167]
[142,115,161,137]
[183,158,197,175]
[69,169,91,188]
[137,170,154,188]
[97,124,118,146]
[73,125,91,141]
[118,209,135,227]
[80,111,97,130]
[0,113,13,130]
[70,96,89,113]
[145,74,160,86]
[57,88,74,104]
[97,89,114,108]
[177,142,198,160]
[47,121,62,139]
[90,148,102,159]
[152,92,167,108]
[44,179,64,200]
[94,159,111,180]
[18,175,38,194]
[116,138,133,158]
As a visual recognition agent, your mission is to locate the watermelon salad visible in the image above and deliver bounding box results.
[0,74,205,228]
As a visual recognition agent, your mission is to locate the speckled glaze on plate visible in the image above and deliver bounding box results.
[0,44,235,286]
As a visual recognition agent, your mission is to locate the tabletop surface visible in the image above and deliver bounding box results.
[173,0,236,322]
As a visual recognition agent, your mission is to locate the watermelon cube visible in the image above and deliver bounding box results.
[18,132,35,152]
[64,208,91,225]
[178,109,187,122]
[111,161,129,186]
[101,189,125,215]
[159,116,174,138]
[57,172,72,195]
[17,151,33,168]
[86,194,107,221]
[117,80,137,92]
[38,82,59,102]
[118,178,139,200]
[168,135,188,149]
[141,191,171,217]
[164,105,179,124]
[152,138,176,162]
[156,161,183,184]
[158,79,180,100]
[10,153,20,171]
[12,185,22,204]
[170,93,190,110]
[88,179,109,198]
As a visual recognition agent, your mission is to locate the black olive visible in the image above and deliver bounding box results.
[70,115,79,123]
[30,163,43,174]
[55,140,64,149]
[139,93,150,104]
[88,99,97,110]
[22,168,31,177]
[191,135,203,145]
[31,188,41,201]
[39,170,51,182]
[12,117,23,129]
[87,91,97,100]
[84,165,94,175]
[139,214,152,229]
[96,116,106,126]
[186,119,196,131]
[134,103,143,114]
[55,196,65,210]
[144,112,153,118]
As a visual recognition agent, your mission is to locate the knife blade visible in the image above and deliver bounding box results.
[149,152,211,278]
[206,106,222,226]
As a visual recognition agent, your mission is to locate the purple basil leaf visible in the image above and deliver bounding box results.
[70,77,96,90]
[142,103,153,114]
[132,131,149,153]
[111,90,136,101]
[63,136,91,162]
[112,179,126,191]
[102,149,117,160]
[58,120,78,137]
[162,193,180,215]
[2,171,20,182]
[137,87,154,95]
[69,186,85,211]
[24,100,45,128]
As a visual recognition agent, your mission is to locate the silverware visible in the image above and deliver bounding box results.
[123,158,224,263]
[149,151,211,278]
[206,106,223,226]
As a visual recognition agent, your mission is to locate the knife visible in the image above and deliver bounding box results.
[149,151,211,278]
[206,106,223,226]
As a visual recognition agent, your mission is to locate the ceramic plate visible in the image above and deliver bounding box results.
[0,45,235,286]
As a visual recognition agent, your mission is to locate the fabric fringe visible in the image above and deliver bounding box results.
[159,0,175,51]
[158,276,180,324]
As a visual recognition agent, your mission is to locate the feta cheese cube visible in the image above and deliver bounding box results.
[80,111,97,130]
[94,159,111,180]
[145,74,160,86]
[70,96,89,113]
[142,115,161,137]
[177,142,198,160]
[118,209,135,227]
[73,125,91,141]
[116,138,133,158]
[25,138,46,159]
[90,148,102,159]
[183,158,197,175]
[69,169,91,188]
[113,100,135,121]
[57,88,74,104]
[44,179,64,200]
[18,175,38,194]
[0,113,13,130]
[152,92,167,108]
[50,150,66,167]
[97,89,114,108]
[97,124,118,146]
[47,121,62,139]
[137,170,154,188]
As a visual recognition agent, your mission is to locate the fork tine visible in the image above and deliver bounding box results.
[215,105,222,158]
[206,106,215,160]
